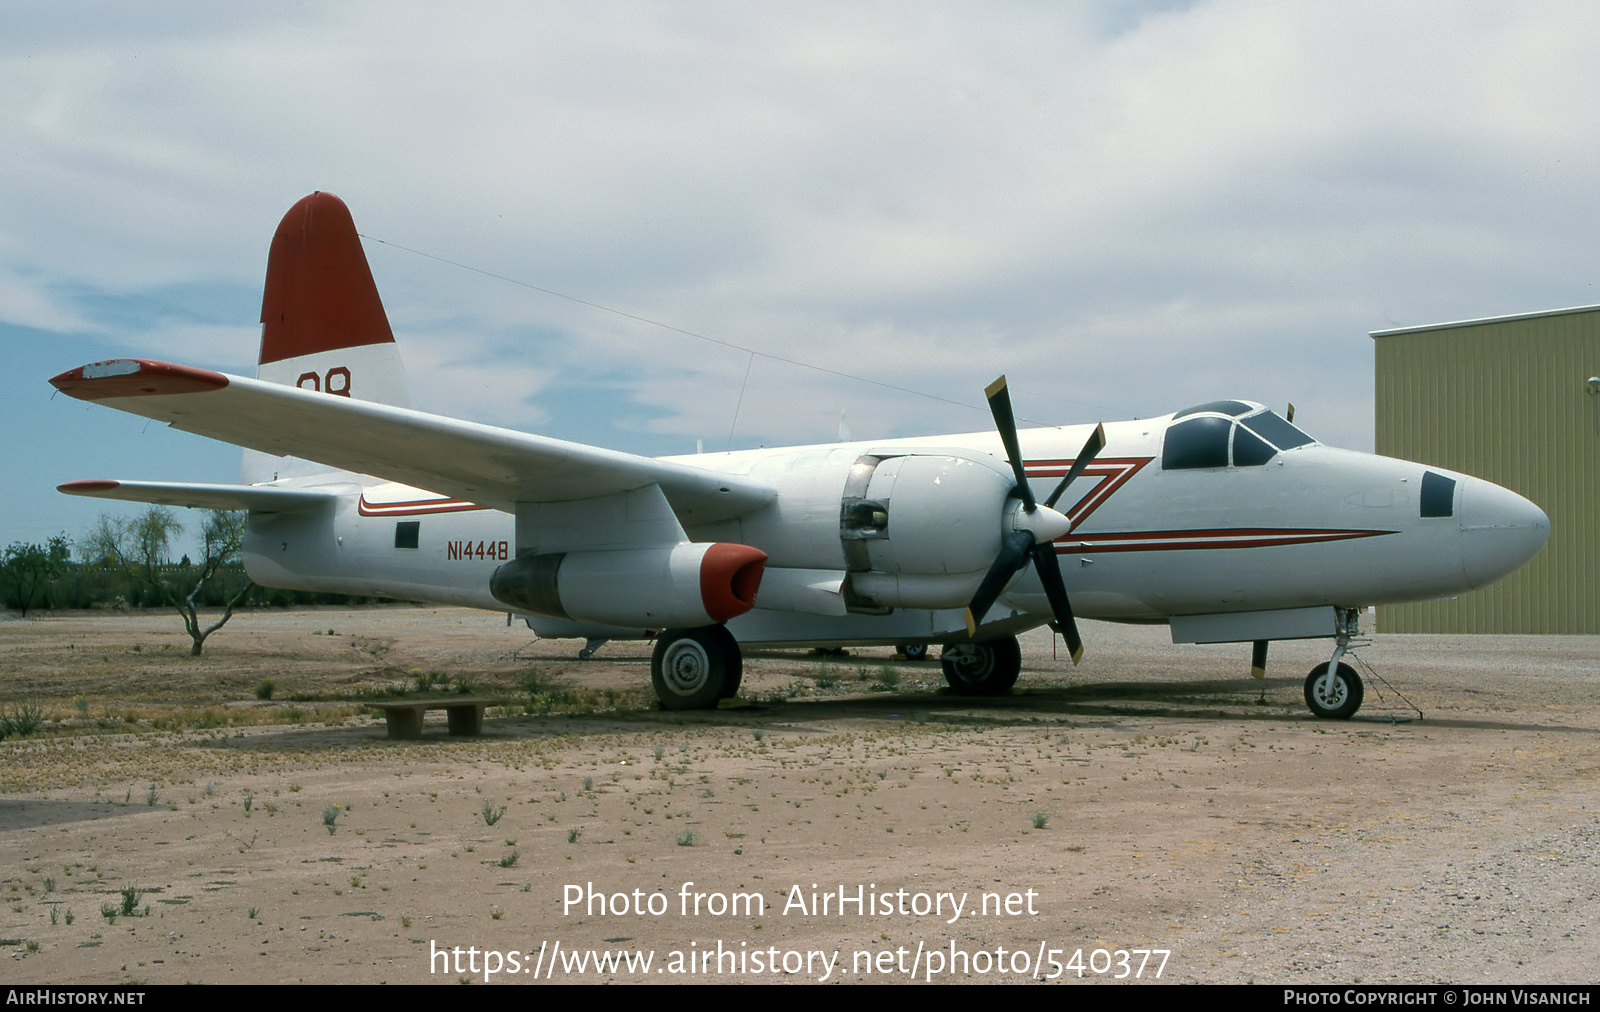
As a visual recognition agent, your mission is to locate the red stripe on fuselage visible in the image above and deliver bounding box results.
[1023,456,1152,525]
[356,494,488,517]
[1054,527,1395,554]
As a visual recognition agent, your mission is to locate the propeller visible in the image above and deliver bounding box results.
[963,376,1105,664]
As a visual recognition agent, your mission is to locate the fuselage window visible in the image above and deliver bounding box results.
[1420,472,1456,518]
[395,521,420,549]
[1162,415,1232,469]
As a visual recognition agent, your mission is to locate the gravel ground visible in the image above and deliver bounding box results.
[0,608,1594,984]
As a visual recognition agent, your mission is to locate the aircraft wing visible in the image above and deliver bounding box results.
[56,479,339,513]
[51,359,775,524]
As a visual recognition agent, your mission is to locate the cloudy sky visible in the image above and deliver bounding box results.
[5,1,1599,551]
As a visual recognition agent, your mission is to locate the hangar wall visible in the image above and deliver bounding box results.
[1372,305,1598,634]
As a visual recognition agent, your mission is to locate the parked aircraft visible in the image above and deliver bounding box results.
[52,193,1550,718]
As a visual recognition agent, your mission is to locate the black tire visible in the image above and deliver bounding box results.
[1304,661,1363,719]
[652,626,740,710]
[940,636,1022,695]
[900,643,929,661]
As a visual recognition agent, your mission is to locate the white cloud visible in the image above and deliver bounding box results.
[7,0,1600,518]
[0,269,97,333]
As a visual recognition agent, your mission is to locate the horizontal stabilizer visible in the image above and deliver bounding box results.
[51,359,776,524]
[57,479,338,513]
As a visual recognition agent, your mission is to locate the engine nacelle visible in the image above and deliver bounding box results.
[490,542,767,629]
[840,452,1012,609]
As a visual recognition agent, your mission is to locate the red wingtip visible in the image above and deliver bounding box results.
[259,191,395,366]
[50,359,229,400]
[58,480,121,494]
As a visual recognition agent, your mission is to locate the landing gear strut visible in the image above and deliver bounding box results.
[940,636,1022,695]
[651,626,742,710]
[1305,608,1364,719]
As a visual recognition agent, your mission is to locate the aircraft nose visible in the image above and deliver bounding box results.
[1458,478,1550,588]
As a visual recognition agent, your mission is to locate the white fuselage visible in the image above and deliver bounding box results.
[240,411,1550,647]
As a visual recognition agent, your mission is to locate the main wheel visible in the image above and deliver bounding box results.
[1304,661,1363,719]
[940,636,1022,695]
[721,650,744,699]
[652,626,741,710]
[900,643,929,661]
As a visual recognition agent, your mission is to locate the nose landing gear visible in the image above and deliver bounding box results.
[1305,607,1365,719]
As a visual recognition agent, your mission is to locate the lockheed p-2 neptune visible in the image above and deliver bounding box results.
[51,193,1550,718]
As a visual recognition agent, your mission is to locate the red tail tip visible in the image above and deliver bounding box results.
[258,192,394,366]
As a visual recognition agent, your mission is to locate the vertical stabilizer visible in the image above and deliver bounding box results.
[246,191,412,482]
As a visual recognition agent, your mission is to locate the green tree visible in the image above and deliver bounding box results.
[84,507,253,656]
[1,535,71,616]
[84,508,181,595]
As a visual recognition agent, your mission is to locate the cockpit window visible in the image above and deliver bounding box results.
[1232,426,1277,467]
[1240,410,1315,451]
[1173,400,1254,419]
[1162,403,1320,471]
[1162,416,1232,469]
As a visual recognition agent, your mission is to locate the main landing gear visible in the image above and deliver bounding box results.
[651,626,743,710]
[1304,608,1365,719]
[649,630,1027,708]
[940,635,1022,696]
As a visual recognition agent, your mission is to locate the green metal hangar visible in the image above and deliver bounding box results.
[1372,305,1598,634]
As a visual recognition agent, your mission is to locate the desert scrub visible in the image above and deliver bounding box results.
[322,804,341,834]
[0,699,45,739]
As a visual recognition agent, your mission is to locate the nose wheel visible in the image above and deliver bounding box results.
[1304,661,1363,719]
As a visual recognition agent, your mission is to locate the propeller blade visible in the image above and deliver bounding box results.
[1032,542,1084,664]
[985,375,1036,512]
[1042,422,1106,511]
[964,528,1035,636]
[973,378,1091,665]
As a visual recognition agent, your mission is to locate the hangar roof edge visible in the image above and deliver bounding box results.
[1371,303,1600,338]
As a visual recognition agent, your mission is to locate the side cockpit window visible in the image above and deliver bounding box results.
[1162,416,1232,469]
[1232,426,1277,467]
[1162,402,1318,471]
